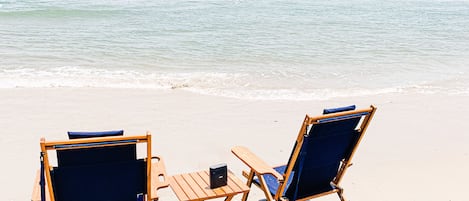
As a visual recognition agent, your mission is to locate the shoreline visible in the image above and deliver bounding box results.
[0,88,467,201]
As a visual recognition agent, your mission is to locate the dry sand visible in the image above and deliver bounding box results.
[0,88,468,201]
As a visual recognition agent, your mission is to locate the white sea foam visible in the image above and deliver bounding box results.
[1,66,467,100]
[0,66,248,90]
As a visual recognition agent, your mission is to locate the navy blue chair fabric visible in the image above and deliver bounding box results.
[52,130,146,201]
[51,160,146,201]
[68,130,124,139]
[58,130,130,166]
[57,144,137,167]
[254,106,363,200]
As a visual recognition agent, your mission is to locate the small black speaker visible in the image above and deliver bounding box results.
[209,163,227,189]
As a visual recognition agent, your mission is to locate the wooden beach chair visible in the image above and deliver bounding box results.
[32,131,169,201]
[232,105,377,201]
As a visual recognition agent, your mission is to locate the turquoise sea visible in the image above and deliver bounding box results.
[1,0,468,100]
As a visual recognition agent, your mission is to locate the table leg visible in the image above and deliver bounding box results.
[224,195,234,201]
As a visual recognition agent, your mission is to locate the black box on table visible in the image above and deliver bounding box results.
[209,163,227,189]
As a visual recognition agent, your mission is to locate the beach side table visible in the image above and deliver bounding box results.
[169,170,249,201]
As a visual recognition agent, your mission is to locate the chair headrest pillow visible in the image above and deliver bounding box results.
[323,105,356,114]
[67,130,124,139]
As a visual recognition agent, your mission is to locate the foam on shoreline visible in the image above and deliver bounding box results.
[1,67,468,100]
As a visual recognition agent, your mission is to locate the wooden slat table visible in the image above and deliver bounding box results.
[169,170,249,201]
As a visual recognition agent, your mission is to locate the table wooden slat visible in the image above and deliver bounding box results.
[193,171,218,198]
[169,176,190,201]
[226,172,242,192]
[228,171,250,192]
[182,173,208,198]
[172,175,198,200]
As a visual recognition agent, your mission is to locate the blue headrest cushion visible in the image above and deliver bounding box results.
[67,130,124,139]
[323,105,356,114]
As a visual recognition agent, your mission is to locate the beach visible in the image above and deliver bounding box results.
[0,88,467,201]
[1,0,469,200]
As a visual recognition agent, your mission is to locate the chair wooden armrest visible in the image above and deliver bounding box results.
[231,146,284,181]
[150,155,170,201]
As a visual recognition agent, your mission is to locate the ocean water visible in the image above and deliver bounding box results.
[1,0,468,100]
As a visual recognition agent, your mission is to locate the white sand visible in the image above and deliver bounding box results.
[0,88,468,201]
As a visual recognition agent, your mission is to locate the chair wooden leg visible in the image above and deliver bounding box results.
[337,189,346,201]
[330,182,346,201]
[257,174,275,201]
[338,193,346,201]
[242,170,255,201]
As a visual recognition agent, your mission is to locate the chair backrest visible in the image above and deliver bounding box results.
[57,130,130,166]
[40,134,153,201]
[279,105,376,200]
